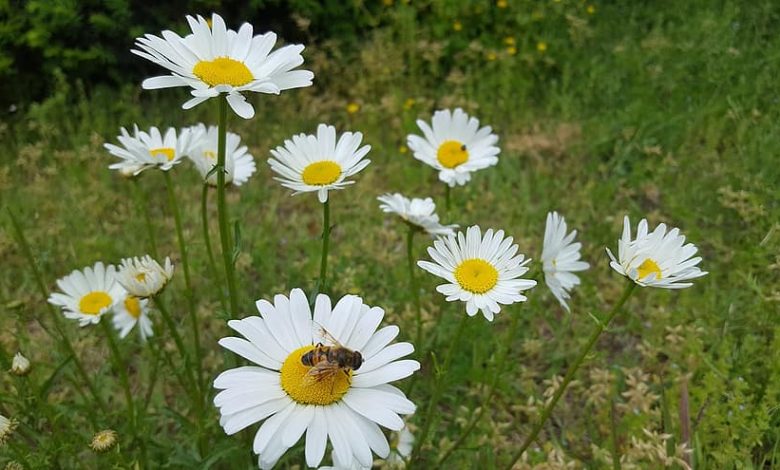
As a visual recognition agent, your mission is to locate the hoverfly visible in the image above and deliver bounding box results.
[301,324,363,383]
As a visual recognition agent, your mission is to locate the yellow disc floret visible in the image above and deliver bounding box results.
[79,291,113,315]
[454,259,499,294]
[301,161,342,186]
[280,346,352,405]
[193,57,254,87]
[437,140,469,168]
[637,258,663,280]
[124,296,142,319]
[149,148,176,161]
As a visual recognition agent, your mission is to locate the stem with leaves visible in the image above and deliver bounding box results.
[317,199,331,294]
[216,96,240,319]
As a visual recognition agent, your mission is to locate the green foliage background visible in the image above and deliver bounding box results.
[1,0,779,468]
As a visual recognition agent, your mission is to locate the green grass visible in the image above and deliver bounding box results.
[1,1,779,468]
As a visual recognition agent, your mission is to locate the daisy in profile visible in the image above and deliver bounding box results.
[115,255,174,298]
[417,226,536,320]
[133,13,314,119]
[377,193,457,237]
[607,216,707,289]
[113,294,153,340]
[407,108,499,187]
[213,288,419,469]
[188,123,256,186]
[105,125,193,176]
[0,414,17,446]
[48,262,124,326]
[541,212,590,312]
[268,124,371,203]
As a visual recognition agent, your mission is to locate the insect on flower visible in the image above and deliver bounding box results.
[301,324,363,386]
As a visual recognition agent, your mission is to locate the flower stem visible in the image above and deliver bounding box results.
[436,312,520,467]
[99,319,136,445]
[504,281,637,469]
[5,208,108,414]
[444,184,451,213]
[163,171,204,396]
[151,296,198,403]
[132,178,159,259]
[216,95,240,319]
[317,199,331,293]
[407,226,422,348]
[202,183,228,313]
[410,313,469,465]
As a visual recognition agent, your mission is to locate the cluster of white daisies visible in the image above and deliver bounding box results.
[43,12,708,470]
[48,256,173,341]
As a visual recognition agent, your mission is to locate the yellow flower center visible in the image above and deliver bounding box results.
[79,291,113,315]
[454,259,499,294]
[135,272,147,282]
[301,161,342,186]
[637,258,663,280]
[204,150,217,161]
[280,346,352,405]
[437,140,469,169]
[149,147,176,161]
[193,57,254,87]
[124,296,142,319]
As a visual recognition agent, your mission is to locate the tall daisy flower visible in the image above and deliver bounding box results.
[407,108,499,187]
[213,288,419,469]
[541,212,590,311]
[104,125,194,176]
[132,13,314,119]
[606,216,707,288]
[113,294,153,340]
[268,124,371,203]
[377,193,457,237]
[188,123,256,186]
[417,226,536,320]
[48,262,124,326]
[115,255,174,298]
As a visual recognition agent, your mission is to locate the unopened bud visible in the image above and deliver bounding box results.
[0,414,18,446]
[10,352,30,376]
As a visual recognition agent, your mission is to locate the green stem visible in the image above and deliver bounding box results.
[317,199,331,293]
[410,314,469,465]
[202,183,228,313]
[100,320,136,446]
[407,227,422,348]
[504,282,637,469]
[151,296,198,403]
[163,170,204,397]
[132,178,159,259]
[216,95,240,319]
[6,208,108,414]
[444,184,451,213]
[436,313,520,467]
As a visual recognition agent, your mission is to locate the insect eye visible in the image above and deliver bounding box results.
[460,144,467,151]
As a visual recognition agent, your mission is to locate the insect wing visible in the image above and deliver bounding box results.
[312,321,345,348]
[304,360,340,384]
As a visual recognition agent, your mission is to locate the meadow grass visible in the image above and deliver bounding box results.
[1,1,779,468]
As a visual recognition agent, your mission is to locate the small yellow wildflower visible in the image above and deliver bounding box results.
[383,0,394,5]
[346,102,360,114]
[453,20,463,31]
[403,98,416,110]
[497,0,508,8]
[399,145,408,154]
[486,51,497,61]
[537,41,548,53]
[503,37,516,46]
[507,46,517,56]
[587,5,596,14]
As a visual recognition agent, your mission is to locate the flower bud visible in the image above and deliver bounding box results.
[90,429,118,453]
[10,352,30,376]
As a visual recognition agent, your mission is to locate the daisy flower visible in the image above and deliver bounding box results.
[541,212,590,312]
[0,414,17,446]
[132,13,314,119]
[377,193,457,237]
[213,288,419,469]
[105,125,194,176]
[90,429,118,453]
[115,255,174,298]
[606,216,707,289]
[48,262,124,326]
[10,352,30,376]
[386,426,414,468]
[407,108,499,187]
[417,226,536,320]
[268,124,371,203]
[113,294,153,341]
[188,123,256,186]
